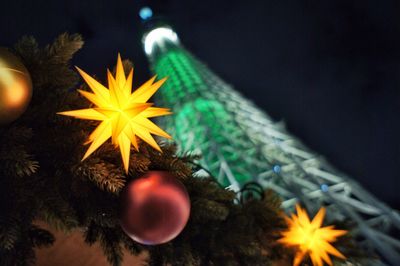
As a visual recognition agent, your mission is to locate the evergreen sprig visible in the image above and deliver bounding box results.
[0,34,363,266]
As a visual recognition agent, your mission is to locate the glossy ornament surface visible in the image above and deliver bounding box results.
[0,48,32,124]
[120,171,190,245]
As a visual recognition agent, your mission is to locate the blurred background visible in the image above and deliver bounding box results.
[1,0,400,209]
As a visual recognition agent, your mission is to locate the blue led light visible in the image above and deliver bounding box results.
[272,164,281,174]
[139,7,153,20]
[321,184,329,192]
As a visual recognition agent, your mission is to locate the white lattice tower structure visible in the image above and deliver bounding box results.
[142,24,400,265]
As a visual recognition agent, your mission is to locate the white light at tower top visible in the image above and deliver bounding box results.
[143,27,180,55]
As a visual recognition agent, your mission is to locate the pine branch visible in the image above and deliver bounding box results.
[0,216,21,251]
[0,34,365,266]
[38,203,78,233]
[191,198,230,221]
[13,36,40,67]
[99,227,123,266]
[0,148,38,178]
[28,225,54,248]
[14,33,83,93]
[46,33,84,63]
[35,179,79,232]
[0,127,38,178]
[84,221,101,245]
[121,234,144,256]
[75,159,126,193]
[128,153,151,175]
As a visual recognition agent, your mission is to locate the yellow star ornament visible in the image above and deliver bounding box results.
[58,54,172,173]
[278,204,347,266]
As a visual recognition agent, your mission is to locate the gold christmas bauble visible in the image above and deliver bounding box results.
[0,47,32,124]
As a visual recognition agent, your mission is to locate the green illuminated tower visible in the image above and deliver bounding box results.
[142,24,400,264]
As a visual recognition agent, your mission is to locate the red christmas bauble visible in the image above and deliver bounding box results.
[120,171,191,245]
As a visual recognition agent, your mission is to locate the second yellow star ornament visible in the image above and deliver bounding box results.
[59,54,172,173]
[278,204,347,266]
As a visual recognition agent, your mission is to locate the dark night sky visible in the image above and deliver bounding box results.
[2,0,400,208]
